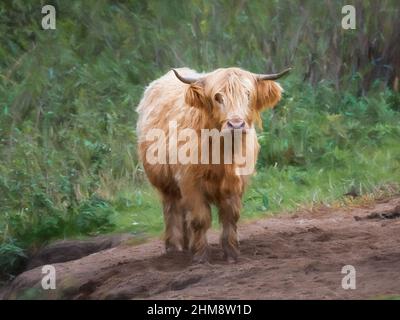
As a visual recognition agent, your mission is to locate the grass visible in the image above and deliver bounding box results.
[1,84,399,281]
[1,1,400,280]
[111,138,400,237]
[1,83,399,281]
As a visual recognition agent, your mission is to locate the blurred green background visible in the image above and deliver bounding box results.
[0,0,399,279]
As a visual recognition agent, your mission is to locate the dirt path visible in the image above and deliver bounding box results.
[2,196,400,299]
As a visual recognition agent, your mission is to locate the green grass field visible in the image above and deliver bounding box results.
[1,1,399,280]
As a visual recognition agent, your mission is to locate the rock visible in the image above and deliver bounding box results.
[25,234,134,271]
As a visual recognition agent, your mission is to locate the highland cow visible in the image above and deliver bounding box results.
[136,67,290,262]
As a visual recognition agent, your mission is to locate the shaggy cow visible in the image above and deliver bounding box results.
[136,67,290,262]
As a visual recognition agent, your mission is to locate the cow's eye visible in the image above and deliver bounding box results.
[214,93,224,104]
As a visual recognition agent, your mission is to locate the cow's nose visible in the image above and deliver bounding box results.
[227,119,245,130]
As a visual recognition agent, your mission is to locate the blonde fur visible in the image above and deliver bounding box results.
[136,67,283,262]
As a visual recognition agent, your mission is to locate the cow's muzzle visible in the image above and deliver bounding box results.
[227,119,246,130]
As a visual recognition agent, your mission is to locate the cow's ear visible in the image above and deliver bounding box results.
[185,84,207,109]
[255,80,283,111]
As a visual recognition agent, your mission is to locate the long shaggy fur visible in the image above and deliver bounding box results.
[136,67,282,262]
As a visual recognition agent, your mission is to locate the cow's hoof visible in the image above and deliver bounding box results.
[223,248,239,263]
[192,250,209,264]
[223,255,237,264]
[165,243,183,253]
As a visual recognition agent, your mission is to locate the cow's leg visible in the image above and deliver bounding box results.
[181,189,211,263]
[162,194,185,252]
[218,196,241,262]
[182,210,190,251]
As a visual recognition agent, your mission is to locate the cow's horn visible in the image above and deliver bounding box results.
[172,69,200,84]
[257,67,292,80]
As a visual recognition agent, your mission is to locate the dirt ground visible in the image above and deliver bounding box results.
[2,196,400,300]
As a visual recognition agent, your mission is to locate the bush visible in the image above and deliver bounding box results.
[0,1,399,278]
